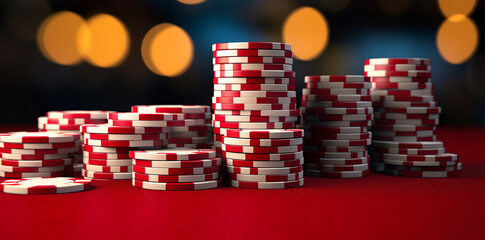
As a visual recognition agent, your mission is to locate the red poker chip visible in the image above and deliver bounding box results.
[222,151,303,161]
[365,70,431,78]
[305,169,370,178]
[213,83,295,91]
[83,138,167,148]
[305,82,371,89]
[373,135,436,142]
[301,107,373,115]
[301,101,372,108]
[214,70,295,78]
[214,109,299,117]
[371,95,435,102]
[131,105,210,114]
[1,177,91,194]
[377,107,441,114]
[133,172,220,183]
[371,76,431,83]
[300,126,368,134]
[133,178,221,191]
[221,136,302,147]
[382,168,461,178]
[304,151,367,159]
[213,114,297,123]
[83,164,132,173]
[212,42,291,51]
[213,49,293,58]
[302,88,371,96]
[374,112,439,120]
[214,90,295,98]
[133,157,221,168]
[364,64,431,71]
[83,158,131,167]
[108,112,184,121]
[227,171,303,182]
[83,132,169,141]
[230,178,303,189]
[132,165,221,175]
[371,82,433,90]
[302,113,373,122]
[0,158,73,167]
[222,144,302,154]
[83,144,133,154]
[305,163,368,172]
[224,158,304,168]
[304,132,371,140]
[46,110,113,119]
[38,117,106,125]
[83,152,130,160]
[81,124,167,134]
[303,145,367,153]
[365,58,431,65]
[213,63,292,71]
[371,89,433,97]
[305,156,369,165]
[213,56,293,64]
[0,141,80,150]
[0,132,80,143]
[225,129,303,139]
[168,137,212,145]
[212,120,295,129]
[373,118,439,126]
[0,164,70,173]
[304,75,370,83]
[374,147,445,155]
[213,96,296,104]
[226,165,302,175]
[213,77,295,85]
[372,101,438,108]
[82,169,131,180]
[302,94,371,102]
[376,153,458,162]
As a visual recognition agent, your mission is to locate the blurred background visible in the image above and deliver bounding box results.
[0,0,482,125]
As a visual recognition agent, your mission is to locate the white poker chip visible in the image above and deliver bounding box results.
[0,132,80,143]
[1,177,92,195]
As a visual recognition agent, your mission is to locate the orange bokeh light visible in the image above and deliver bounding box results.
[437,14,479,64]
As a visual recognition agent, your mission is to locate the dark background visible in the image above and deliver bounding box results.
[0,0,483,125]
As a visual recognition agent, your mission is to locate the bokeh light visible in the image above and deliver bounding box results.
[141,23,194,77]
[80,14,130,68]
[438,0,477,17]
[282,6,329,61]
[437,14,479,64]
[37,11,87,65]
[177,0,206,5]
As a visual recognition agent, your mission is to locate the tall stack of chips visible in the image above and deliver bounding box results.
[365,58,461,177]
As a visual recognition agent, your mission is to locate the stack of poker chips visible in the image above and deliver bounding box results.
[365,58,461,177]
[300,75,373,178]
[0,132,80,178]
[130,105,213,149]
[130,149,221,191]
[212,42,303,189]
[38,110,111,175]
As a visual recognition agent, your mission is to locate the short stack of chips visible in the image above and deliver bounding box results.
[0,132,80,178]
[300,75,373,178]
[38,110,111,175]
[212,42,303,189]
[130,105,213,149]
[130,149,221,191]
[365,58,461,177]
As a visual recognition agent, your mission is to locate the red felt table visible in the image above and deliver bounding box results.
[0,126,483,240]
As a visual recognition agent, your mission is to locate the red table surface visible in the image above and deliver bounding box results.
[0,126,483,240]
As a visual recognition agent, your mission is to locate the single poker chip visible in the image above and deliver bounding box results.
[302,94,371,102]
[224,158,304,168]
[371,89,433,97]
[82,169,131,180]
[365,64,431,72]
[382,168,461,178]
[0,177,91,195]
[305,169,370,178]
[0,152,70,160]
[222,144,302,154]
[226,165,302,175]
[133,157,221,168]
[38,123,81,131]
[305,82,371,89]
[371,76,431,83]
[373,101,438,108]
[305,156,369,165]
[171,125,212,132]
[373,118,439,126]
[0,141,80,150]
[83,164,132,173]
[302,101,372,108]
[46,110,113,119]
[212,96,296,104]
[304,75,369,83]
[300,107,373,115]
[108,119,198,127]
[133,178,221,190]
[108,112,184,121]
[373,140,444,149]
[305,163,369,172]
[213,56,293,65]
[214,70,295,78]
[373,135,436,142]
[213,49,292,58]
[225,129,303,139]
[377,158,457,167]
[304,150,368,159]
[131,105,210,114]
[38,117,106,125]
[83,145,134,154]
[302,88,370,96]
[132,165,220,175]
[374,147,445,155]
[302,113,373,122]
[83,132,169,141]
[213,90,296,98]
[378,153,458,162]
[170,132,212,139]
[228,171,303,182]
[0,158,73,167]
[212,102,296,111]
[0,132,80,143]
[133,171,219,183]
[221,137,302,147]
[184,112,211,120]
[130,149,216,161]
[365,58,431,65]
[213,63,292,71]
[81,124,168,134]
[383,162,461,172]
[222,151,303,161]
[304,138,371,147]
[166,143,214,149]
[212,42,291,51]
[365,70,431,77]
[372,130,434,137]
[213,114,297,123]
[212,120,295,129]
[300,126,367,134]
[168,137,212,144]
[371,82,433,90]
[301,119,372,127]
[230,178,303,189]
[371,95,435,102]
[372,124,436,132]
[0,170,68,178]
[377,107,441,114]
[304,132,371,140]
[83,151,130,160]
[213,77,295,85]
[374,112,439,120]
[0,146,79,155]
[83,138,167,148]
[213,83,295,91]
[83,158,132,166]
[214,109,299,117]
[303,144,367,153]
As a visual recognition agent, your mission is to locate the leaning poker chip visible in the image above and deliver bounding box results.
[230,178,303,189]
[133,178,221,191]
[0,164,68,173]
[302,101,372,108]
[371,89,433,97]
[304,75,370,83]
[212,120,295,129]
[107,112,184,121]
[364,64,431,72]
[0,170,68,178]
[213,56,293,65]
[83,151,130,160]
[304,138,371,147]
[213,114,297,123]
[221,137,302,147]
[304,169,370,178]
[305,82,372,89]
[222,151,303,161]
[0,177,91,195]
[374,147,445,155]
[130,149,216,161]
[212,96,296,104]
[224,158,304,168]
[214,90,296,98]
[132,165,221,175]
[213,63,292,71]
[299,126,367,134]
[382,168,461,178]
[213,83,295,91]
[132,157,221,168]
[213,77,295,85]
[213,49,293,57]
[377,107,441,114]
[371,82,433,90]
[301,119,372,127]
[370,76,431,83]
[374,112,439,120]
[212,42,291,51]
[302,88,370,96]
[214,109,299,117]
[132,105,209,114]
[38,117,106,125]
[374,118,439,126]
[304,132,371,140]
[302,113,373,122]
[0,141,80,150]
[0,146,78,155]
[302,94,371,102]
[38,123,81,131]
[214,70,296,78]
[371,95,435,102]
[168,137,212,144]
[365,70,431,77]
[225,129,303,139]
[81,124,168,134]
[365,58,431,65]
[0,152,70,160]
[304,150,368,159]
[83,158,132,166]
[83,138,166,148]
[46,110,113,119]
[383,162,461,172]
[377,153,458,162]
[304,156,369,165]
[83,164,132,173]
[82,169,131,180]
[373,140,444,149]
[226,165,303,175]
[377,159,458,167]
[228,171,303,182]
[0,158,73,167]
[305,163,369,172]
[133,172,219,183]
[221,144,302,154]
[0,132,80,143]
[300,107,373,115]
[83,145,134,154]
[108,119,197,127]
[83,132,169,141]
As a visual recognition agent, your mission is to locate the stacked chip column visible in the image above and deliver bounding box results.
[365,58,460,177]
[300,75,373,178]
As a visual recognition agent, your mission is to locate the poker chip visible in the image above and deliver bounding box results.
[377,159,458,167]
[304,150,368,159]
[374,112,439,120]
[0,170,68,178]
[222,144,302,154]
[230,178,303,189]
[107,119,198,127]
[213,83,295,91]
[214,109,300,116]
[132,158,221,168]
[365,58,431,65]
[83,132,170,141]
[373,101,438,108]
[168,136,212,144]
[305,169,370,178]
[129,149,216,161]
[82,169,131,180]
[83,164,132,173]
[377,153,458,162]
[47,110,113,119]
[212,96,296,104]
[83,158,132,166]
[302,94,371,102]
[221,136,302,146]
[372,124,436,132]
[107,112,184,121]
[38,123,81,131]
[83,151,130,160]
[212,120,295,129]
[0,152,70,160]
[214,63,292,71]
[213,103,296,111]
[214,70,295,78]
[371,95,435,102]
[0,146,78,155]
[300,126,367,134]
[212,42,291,51]
[131,105,209,114]
[226,165,302,175]
[302,113,373,122]
[213,90,296,98]
[0,177,91,195]
[302,101,372,108]
[213,56,293,64]
[302,88,370,96]
[305,163,369,172]
[224,158,304,168]
[304,132,371,140]
[213,114,297,123]
[373,135,436,142]
[303,145,367,153]
[228,171,303,182]
[166,143,214,149]
[301,119,372,127]
[371,76,431,84]
[225,129,303,139]
[383,162,461,172]
[372,130,434,137]
[371,82,433,90]
[132,172,219,183]
[374,147,445,155]
[377,107,441,114]
[83,138,167,148]
[365,64,431,72]
[374,118,439,126]
[304,75,370,83]
[38,117,106,125]
[133,178,221,191]
[0,132,80,143]
[0,141,80,150]
[365,70,431,78]
[304,138,371,147]
[0,164,68,173]
[132,165,221,175]
[0,158,73,167]
[83,144,134,153]
[371,89,434,97]
[213,77,295,84]
[213,49,292,58]
[382,168,461,178]
[223,151,303,161]
[81,124,168,134]
[305,156,369,165]
[373,140,444,149]
[305,82,371,89]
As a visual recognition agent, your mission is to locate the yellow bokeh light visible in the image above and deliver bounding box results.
[141,23,194,77]
[37,11,87,65]
[79,14,130,68]
[438,0,477,17]
[437,14,479,64]
[177,0,206,5]
[282,6,329,61]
